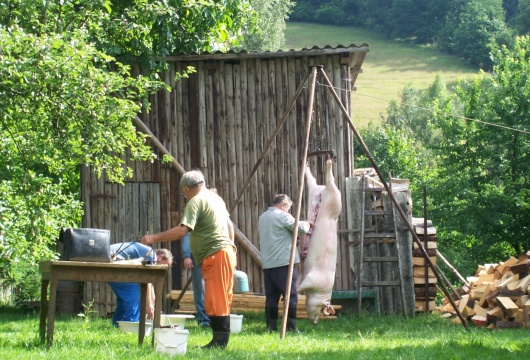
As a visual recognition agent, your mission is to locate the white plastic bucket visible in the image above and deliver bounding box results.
[230,314,243,333]
[154,328,189,356]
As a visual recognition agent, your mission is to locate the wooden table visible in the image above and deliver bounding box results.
[39,260,168,347]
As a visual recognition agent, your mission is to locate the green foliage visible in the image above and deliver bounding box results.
[449,0,511,69]
[512,0,530,34]
[354,123,435,211]
[428,36,530,265]
[357,36,530,274]
[1,0,254,302]
[6,261,41,306]
[1,0,257,63]
[236,0,293,51]
[290,0,529,69]
[385,75,450,148]
[0,26,166,295]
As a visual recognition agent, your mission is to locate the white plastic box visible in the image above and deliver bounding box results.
[159,314,195,328]
[117,320,153,336]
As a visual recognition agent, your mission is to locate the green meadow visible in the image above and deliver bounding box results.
[284,22,478,127]
[1,308,528,359]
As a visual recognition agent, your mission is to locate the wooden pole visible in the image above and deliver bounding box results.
[423,186,430,312]
[171,276,192,312]
[436,250,470,287]
[228,70,313,215]
[133,116,262,266]
[280,66,318,339]
[317,67,470,331]
[133,116,186,175]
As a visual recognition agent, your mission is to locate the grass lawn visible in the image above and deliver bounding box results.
[284,22,478,127]
[1,307,528,359]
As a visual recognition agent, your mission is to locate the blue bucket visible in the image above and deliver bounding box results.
[233,270,249,293]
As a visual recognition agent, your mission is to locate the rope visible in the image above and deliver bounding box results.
[317,81,530,135]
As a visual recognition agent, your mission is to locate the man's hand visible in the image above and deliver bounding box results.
[146,304,154,320]
[183,257,193,270]
[141,234,154,245]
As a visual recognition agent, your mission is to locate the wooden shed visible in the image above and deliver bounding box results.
[78,44,414,317]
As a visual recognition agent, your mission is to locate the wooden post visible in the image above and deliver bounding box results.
[280,66,318,340]
[228,70,313,215]
[318,67,470,331]
[133,116,262,266]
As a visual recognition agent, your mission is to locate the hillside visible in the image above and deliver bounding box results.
[284,22,478,127]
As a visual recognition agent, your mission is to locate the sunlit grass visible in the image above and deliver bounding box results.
[1,307,528,359]
[284,22,478,127]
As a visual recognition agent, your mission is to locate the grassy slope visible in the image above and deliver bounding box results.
[284,22,478,127]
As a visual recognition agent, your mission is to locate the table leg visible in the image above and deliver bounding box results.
[152,279,163,346]
[138,283,147,345]
[39,279,49,343]
[47,275,59,347]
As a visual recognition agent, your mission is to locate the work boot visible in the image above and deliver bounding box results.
[265,307,278,332]
[286,306,301,333]
[203,315,230,349]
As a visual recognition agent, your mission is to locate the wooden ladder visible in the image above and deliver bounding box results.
[356,174,408,318]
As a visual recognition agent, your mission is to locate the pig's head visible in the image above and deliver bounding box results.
[305,294,334,324]
[305,295,322,324]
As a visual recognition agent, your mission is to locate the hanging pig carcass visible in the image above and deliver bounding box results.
[298,158,342,324]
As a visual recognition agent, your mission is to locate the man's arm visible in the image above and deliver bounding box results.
[181,233,194,270]
[141,225,190,245]
[146,283,155,320]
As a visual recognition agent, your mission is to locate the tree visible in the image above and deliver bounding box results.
[385,75,449,148]
[429,36,530,269]
[422,0,513,69]
[0,0,258,301]
[1,1,257,65]
[235,0,293,51]
[512,0,530,35]
[0,27,166,293]
[387,0,447,43]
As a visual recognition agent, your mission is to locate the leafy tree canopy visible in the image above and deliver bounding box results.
[428,36,530,274]
[1,0,257,64]
[0,0,260,297]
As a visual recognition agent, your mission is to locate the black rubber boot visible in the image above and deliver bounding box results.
[286,306,301,333]
[203,315,230,349]
[265,307,278,332]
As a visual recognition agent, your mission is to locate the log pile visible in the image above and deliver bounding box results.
[412,218,438,312]
[435,252,530,329]
[167,291,341,319]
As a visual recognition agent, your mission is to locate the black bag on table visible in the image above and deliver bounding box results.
[59,228,112,262]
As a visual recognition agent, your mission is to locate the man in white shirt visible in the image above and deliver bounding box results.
[258,194,312,333]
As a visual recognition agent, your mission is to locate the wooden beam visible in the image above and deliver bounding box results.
[133,116,262,266]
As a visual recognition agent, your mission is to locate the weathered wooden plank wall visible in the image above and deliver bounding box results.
[81,45,370,315]
[345,176,415,315]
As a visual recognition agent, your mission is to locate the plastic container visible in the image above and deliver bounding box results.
[154,328,189,356]
[160,314,195,328]
[230,314,243,333]
[233,270,249,293]
[117,320,153,336]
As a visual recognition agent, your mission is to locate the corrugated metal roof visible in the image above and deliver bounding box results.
[165,43,369,62]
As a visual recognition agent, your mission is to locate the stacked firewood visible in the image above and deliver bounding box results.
[412,218,438,312]
[167,291,341,319]
[435,252,530,328]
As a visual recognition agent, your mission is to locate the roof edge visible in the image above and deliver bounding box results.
[164,44,369,62]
